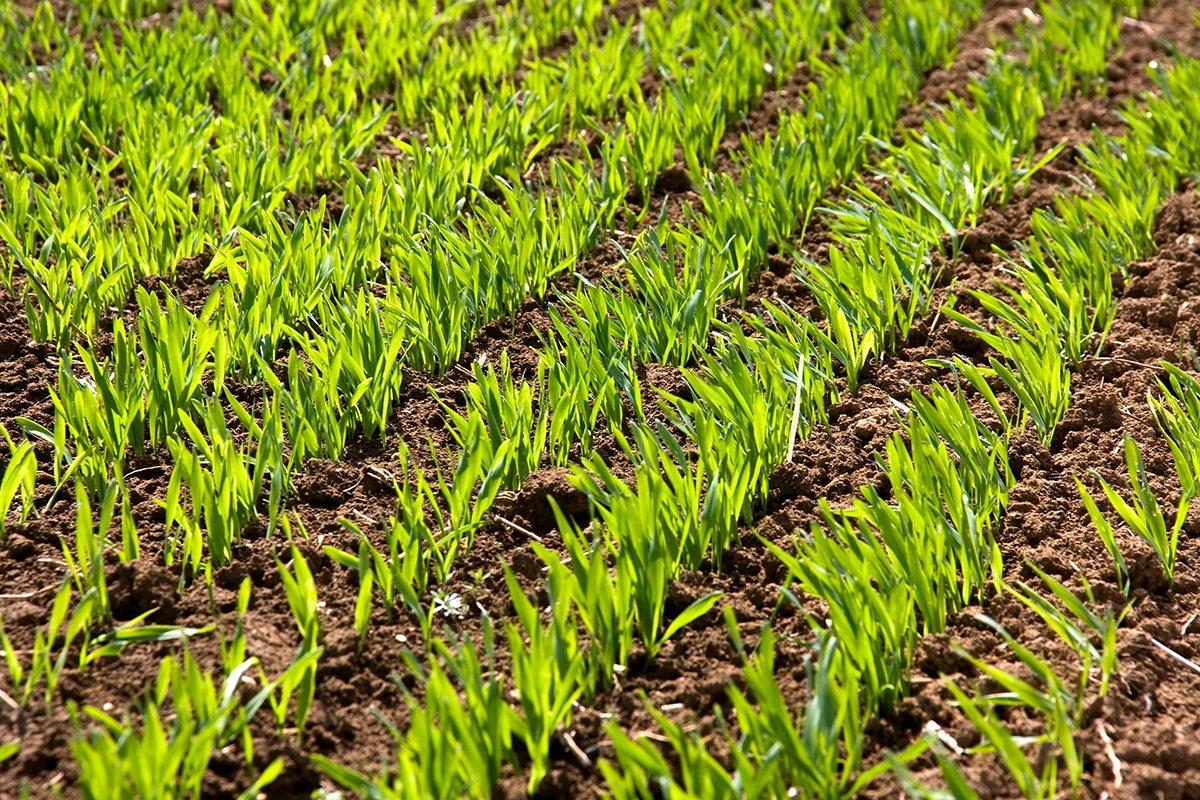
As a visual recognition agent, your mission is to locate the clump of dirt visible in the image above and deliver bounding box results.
[0,287,56,436]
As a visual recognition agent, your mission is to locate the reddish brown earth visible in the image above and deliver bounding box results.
[851,187,1200,800]
[3,1,1200,798]
[1,0,234,67]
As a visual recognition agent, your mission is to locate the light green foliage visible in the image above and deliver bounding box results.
[799,224,933,384]
[827,70,1052,250]
[534,513,635,691]
[1150,362,1200,501]
[0,578,213,715]
[770,527,917,711]
[325,515,442,645]
[504,567,585,793]
[603,627,895,799]
[943,129,1170,429]
[888,741,984,800]
[1078,437,1189,589]
[728,630,867,798]
[945,333,1071,447]
[941,614,1099,799]
[324,437,507,649]
[612,230,735,367]
[272,547,323,739]
[602,704,748,799]
[315,631,515,800]
[71,703,280,800]
[1032,0,1127,102]
[741,380,1014,794]
[1011,564,1126,698]
[4,0,1200,797]
[943,52,1200,447]
[69,648,290,800]
[162,399,285,573]
[286,292,407,443]
[441,354,547,489]
[0,581,94,710]
[0,424,36,536]
[63,480,116,618]
[809,382,1010,631]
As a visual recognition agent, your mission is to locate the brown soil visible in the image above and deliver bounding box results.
[4,1,1200,799]
[741,0,1200,319]
[1,0,233,68]
[855,186,1200,800]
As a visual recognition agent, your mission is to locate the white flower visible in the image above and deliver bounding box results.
[432,590,467,620]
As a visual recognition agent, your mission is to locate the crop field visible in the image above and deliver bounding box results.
[3,0,1200,797]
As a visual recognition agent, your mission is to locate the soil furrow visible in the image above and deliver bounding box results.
[738,0,1200,322]
[502,4,1200,793]
[860,187,1200,799]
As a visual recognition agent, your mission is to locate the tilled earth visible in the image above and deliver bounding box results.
[3,0,1200,797]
